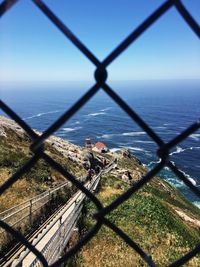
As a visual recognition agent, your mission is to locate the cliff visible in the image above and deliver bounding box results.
[0,116,200,266]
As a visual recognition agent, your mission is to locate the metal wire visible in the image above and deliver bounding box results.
[0,0,200,266]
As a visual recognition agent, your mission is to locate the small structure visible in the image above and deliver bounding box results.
[85,138,92,149]
[94,142,109,153]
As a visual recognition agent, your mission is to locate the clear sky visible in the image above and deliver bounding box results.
[0,0,200,82]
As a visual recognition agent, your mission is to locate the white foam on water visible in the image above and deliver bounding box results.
[134,140,154,144]
[166,177,185,188]
[170,145,200,156]
[154,126,167,129]
[101,131,146,139]
[86,112,106,117]
[165,161,197,185]
[62,126,82,132]
[190,133,200,141]
[179,169,197,186]
[101,133,117,139]
[147,158,162,167]
[100,107,112,112]
[193,201,200,209]
[122,131,146,136]
[170,146,185,156]
[24,110,61,120]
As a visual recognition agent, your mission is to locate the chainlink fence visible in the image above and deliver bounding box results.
[0,0,200,266]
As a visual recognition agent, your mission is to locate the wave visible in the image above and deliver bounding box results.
[163,161,197,186]
[101,131,146,139]
[122,131,146,136]
[100,107,112,112]
[101,133,117,139]
[190,133,200,141]
[134,140,154,144]
[178,169,197,186]
[62,126,82,132]
[154,126,167,129]
[170,145,200,156]
[169,146,185,156]
[193,201,200,208]
[86,112,106,117]
[147,158,162,168]
[24,110,61,120]
[166,177,185,189]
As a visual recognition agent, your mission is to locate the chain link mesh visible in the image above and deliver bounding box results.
[0,0,200,266]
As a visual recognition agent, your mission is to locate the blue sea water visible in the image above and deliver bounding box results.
[0,80,200,207]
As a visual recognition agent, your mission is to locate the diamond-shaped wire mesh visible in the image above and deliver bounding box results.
[0,0,200,266]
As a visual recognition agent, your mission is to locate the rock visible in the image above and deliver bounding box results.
[121,149,132,158]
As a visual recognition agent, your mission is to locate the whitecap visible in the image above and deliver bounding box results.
[62,126,82,132]
[127,147,145,152]
[167,161,197,186]
[122,131,146,137]
[179,169,197,186]
[100,107,112,112]
[154,126,167,129]
[86,112,106,117]
[147,158,161,167]
[101,133,117,139]
[193,201,200,209]
[189,146,200,150]
[169,146,185,156]
[170,145,200,156]
[190,133,200,141]
[134,140,154,144]
[24,110,61,120]
[100,131,146,138]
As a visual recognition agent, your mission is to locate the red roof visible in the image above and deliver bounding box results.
[95,142,107,149]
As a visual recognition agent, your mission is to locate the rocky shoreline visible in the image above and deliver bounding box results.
[0,115,200,229]
[0,116,145,184]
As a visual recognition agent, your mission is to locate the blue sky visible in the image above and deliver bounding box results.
[0,0,199,82]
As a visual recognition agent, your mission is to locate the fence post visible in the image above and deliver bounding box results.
[29,199,33,226]
[59,216,63,255]
[49,190,51,202]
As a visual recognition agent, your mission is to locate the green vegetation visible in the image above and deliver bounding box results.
[0,126,85,212]
[0,125,81,255]
[1,119,199,266]
[74,157,200,267]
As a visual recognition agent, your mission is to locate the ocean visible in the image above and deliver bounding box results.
[1,80,200,207]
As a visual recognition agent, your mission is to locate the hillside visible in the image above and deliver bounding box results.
[0,116,200,266]
[0,116,89,212]
[74,154,200,266]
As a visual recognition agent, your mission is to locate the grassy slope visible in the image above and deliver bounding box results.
[76,156,200,267]
[0,126,85,212]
